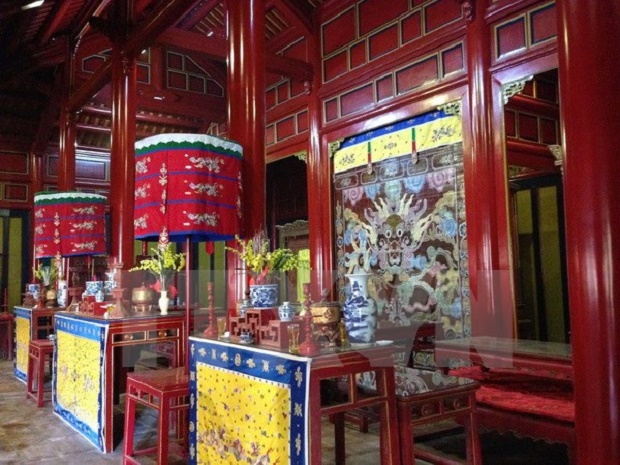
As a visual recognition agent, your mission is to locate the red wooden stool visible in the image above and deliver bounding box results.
[123,367,190,464]
[26,339,54,407]
[0,313,15,360]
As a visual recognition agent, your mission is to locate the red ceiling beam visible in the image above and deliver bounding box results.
[72,0,112,42]
[123,0,202,56]
[176,0,222,30]
[67,60,112,112]
[269,0,313,37]
[160,27,313,81]
[83,104,201,128]
[37,0,73,46]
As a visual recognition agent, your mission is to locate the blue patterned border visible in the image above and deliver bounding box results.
[189,337,311,465]
[53,314,107,451]
[12,307,31,381]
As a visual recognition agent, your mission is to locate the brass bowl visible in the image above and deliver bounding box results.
[131,285,155,311]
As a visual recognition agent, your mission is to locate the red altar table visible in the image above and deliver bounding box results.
[189,337,401,464]
[53,311,186,452]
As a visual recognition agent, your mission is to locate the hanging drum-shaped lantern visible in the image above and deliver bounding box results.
[134,133,243,242]
[34,192,107,258]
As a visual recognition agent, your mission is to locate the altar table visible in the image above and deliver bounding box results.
[13,305,61,382]
[435,336,572,378]
[52,311,186,452]
[188,336,401,465]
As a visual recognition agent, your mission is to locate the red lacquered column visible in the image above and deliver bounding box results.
[556,1,620,463]
[226,0,266,306]
[58,109,76,191]
[462,0,513,337]
[306,20,331,299]
[58,49,76,191]
[109,0,137,275]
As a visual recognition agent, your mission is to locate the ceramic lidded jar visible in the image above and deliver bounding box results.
[278,301,295,321]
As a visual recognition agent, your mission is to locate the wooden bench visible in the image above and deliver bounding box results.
[450,365,575,464]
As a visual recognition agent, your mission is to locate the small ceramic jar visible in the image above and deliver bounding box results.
[278,301,295,321]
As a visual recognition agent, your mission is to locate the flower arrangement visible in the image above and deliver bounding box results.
[130,234,186,291]
[227,230,299,285]
[33,262,58,289]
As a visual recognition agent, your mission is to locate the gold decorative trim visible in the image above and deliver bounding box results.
[548,144,564,174]
[293,150,307,163]
[328,139,343,158]
[438,100,462,117]
[502,76,533,104]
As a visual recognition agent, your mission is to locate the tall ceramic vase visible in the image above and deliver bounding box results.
[158,290,170,314]
[249,283,279,308]
[343,272,377,346]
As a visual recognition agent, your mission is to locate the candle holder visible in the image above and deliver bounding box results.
[203,282,218,338]
[298,283,319,355]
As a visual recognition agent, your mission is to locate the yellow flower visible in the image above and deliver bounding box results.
[130,243,185,289]
[226,231,299,284]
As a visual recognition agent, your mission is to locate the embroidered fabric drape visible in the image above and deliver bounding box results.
[133,133,243,242]
[333,109,471,354]
[33,192,107,258]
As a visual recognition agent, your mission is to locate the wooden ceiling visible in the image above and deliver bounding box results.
[0,0,322,155]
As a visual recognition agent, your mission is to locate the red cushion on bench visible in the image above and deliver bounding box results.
[450,366,574,423]
[476,384,574,423]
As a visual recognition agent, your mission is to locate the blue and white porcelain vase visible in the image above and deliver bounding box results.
[249,283,279,308]
[342,272,377,346]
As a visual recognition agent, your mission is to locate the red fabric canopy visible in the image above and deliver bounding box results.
[34,192,107,258]
[134,133,243,243]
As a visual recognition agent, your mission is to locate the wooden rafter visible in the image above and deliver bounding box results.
[269,0,313,37]
[36,0,73,46]
[176,0,222,30]
[160,27,313,81]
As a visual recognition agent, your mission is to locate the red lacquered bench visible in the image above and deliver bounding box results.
[450,365,574,464]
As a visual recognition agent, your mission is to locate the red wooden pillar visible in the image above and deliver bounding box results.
[306,22,331,300]
[58,109,76,191]
[109,0,137,274]
[462,0,513,338]
[556,1,620,462]
[58,46,76,191]
[29,152,44,280]
[226,0,266,308]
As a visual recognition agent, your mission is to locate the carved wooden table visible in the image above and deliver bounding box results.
[53,311,186,452]
[13,305,62,381]
[188,337,401,465]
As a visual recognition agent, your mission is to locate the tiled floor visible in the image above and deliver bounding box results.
[0,358,569,464]
[0,359,392,464]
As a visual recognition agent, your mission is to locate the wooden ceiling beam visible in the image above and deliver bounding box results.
[160,28,313,81]
[123,0,202,56]
[269,0,313,37]
[176,0,222,30]
[36,0,73,46]
[83,104,200,128]
[67,60,112,112]
[158,28,227,60]
[72,0,112,42]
